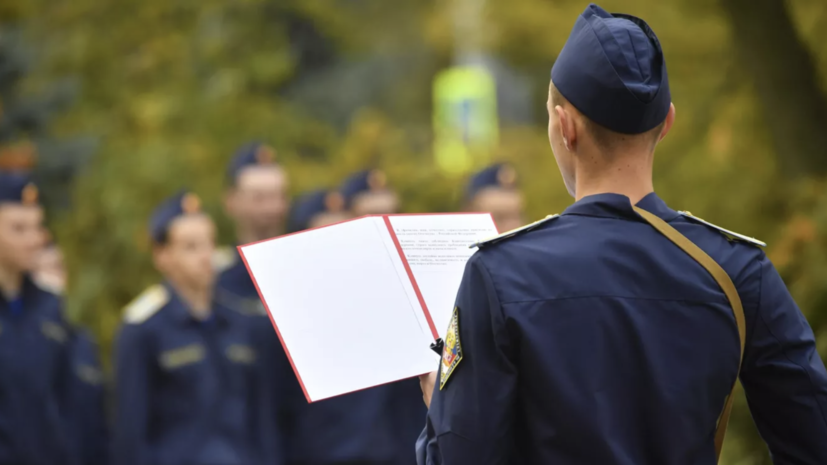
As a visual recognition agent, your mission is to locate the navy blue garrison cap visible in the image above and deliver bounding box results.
[340,170,388,209]
[287,190,345,233]
[148,190,203,243]
[226,141,279,183]
[0,171,39,205]
[551,4,670,134]
[465,163,518,201]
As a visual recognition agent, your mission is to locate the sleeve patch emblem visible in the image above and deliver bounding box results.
[440,307,463,390]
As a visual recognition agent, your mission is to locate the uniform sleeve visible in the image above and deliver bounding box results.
[249,323,285,465]
[391,378,428,465]
[72,332,110,465]
[112,324,152,465]
[421,254,517,465]
[740,255,827,464]
[56,321,81,465]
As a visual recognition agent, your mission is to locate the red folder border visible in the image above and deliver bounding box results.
[237,212,496,402]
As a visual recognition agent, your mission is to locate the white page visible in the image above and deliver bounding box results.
[387,214,498,338]
[239,217,438,402]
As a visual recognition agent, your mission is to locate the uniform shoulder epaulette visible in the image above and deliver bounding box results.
[123,284,169,324]
[679,211,766,247]
[470,214,560,249]
[212,246,238,273]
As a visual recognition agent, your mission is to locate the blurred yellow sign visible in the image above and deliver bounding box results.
[433,67,499,176]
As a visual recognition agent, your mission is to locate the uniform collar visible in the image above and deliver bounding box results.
[162,281,228,327]
[0,274,42,307]
[562,192,679,222]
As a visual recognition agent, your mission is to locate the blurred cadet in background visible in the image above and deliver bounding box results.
[215,142,296,462]
[464,164,525,232]
[286,188,416,465]
[113,191,278,465]
[0,172,76,465]
[34,240,109,465]
[340,170,400,217]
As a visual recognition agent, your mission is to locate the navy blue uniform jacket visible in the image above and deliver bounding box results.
[0,276,75,465]
[68,329,109,465]
[113,283,278,465]
[418,193,827,464]
[217,255,296,464]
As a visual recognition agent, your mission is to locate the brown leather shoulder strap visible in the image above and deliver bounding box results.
[633,206,745,462]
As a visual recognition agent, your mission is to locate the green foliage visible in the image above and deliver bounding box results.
[12,0,827,461]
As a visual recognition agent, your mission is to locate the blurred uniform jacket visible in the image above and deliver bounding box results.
[289,383,420,465]
[215,250,296,462]
[68,329,109,465]
[0,276,75,465]
[113,282,278,465]
[418,193,827,465]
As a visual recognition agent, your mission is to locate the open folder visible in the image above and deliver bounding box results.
[238,213,498,402]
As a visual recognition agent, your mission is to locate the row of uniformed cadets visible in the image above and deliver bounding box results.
[0,143,526,465]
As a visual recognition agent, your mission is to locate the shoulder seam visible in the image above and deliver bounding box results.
[472,214,560,249]
[679,211,766,247]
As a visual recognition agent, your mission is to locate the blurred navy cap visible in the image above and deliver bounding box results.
[226,141,279,183]
[340,170,388,209]
[0,171,39,206]
[149,190,202,243]
[551,4,670,134]
[287,190,345,233]
[465,163,518,201]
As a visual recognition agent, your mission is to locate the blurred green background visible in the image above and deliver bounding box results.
[2,0,826,463]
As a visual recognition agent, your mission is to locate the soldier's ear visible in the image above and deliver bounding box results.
[657,103,676,143]
[555,105,576,152]
[152,243,170,273]
[223,189,238,218]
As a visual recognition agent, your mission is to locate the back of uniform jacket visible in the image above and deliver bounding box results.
[421,193,827,465]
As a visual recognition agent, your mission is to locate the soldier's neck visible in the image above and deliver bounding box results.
[573,149,654,205]
[0,264,23,300]
[168,279,212,320]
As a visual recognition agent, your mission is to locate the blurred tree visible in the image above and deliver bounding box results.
[0,25,93,212]
[720,0,827,178]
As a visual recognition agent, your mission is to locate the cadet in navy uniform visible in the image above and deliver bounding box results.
[34,241,109,465]
[337,172,425,465]
[113,191,277,465]
[214,142,296,463]
[285,189,410,465]
[464,164,525,232]
[0,173,75,465]
[417,4,827,464]
[216,142,289,320]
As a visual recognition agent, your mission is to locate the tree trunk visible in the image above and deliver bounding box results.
[719,0,827,177]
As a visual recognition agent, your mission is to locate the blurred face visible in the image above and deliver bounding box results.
[471,189,525,232]
[0,204,45,274]
[351,191,400,216]
[547,85,577,197]
[226,165,289,238]
[154,214,216,290]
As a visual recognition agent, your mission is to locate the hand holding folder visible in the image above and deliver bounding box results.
[239,213,498,402]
